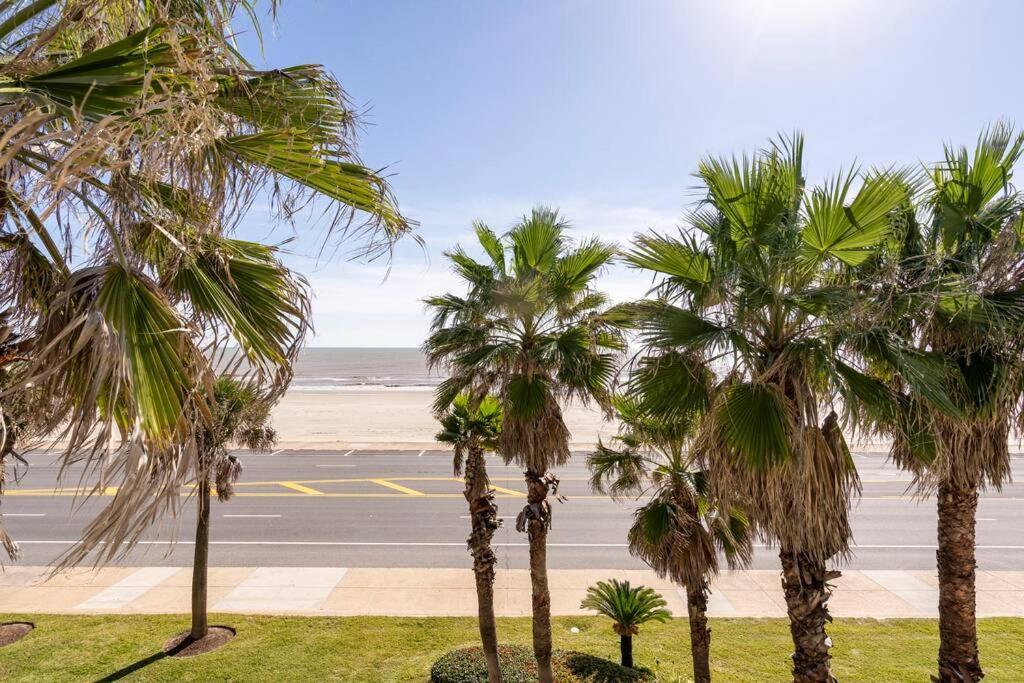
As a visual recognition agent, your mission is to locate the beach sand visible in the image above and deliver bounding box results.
[270,390,620,450]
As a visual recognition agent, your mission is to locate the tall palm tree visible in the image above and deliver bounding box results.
[579,578,670,669]
[0,0,412,562]
[424,208,622,682]
[434,393,504,683]
[190,376,276,643]
[588,395,752,683]
[620,135,933,682]
[865,125,1024,682]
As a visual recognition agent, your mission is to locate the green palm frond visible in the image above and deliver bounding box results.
[95,263,197,445]
[509,206,568,274]
[580,579,670,634]
[625,232,712,289]
[801,168,908,265]
[215,65,354,141]
[587,442,648,498]
[716,382,793,467]
[434,393,502,455]
[931,122,1024,249]
[7,25,187,121]
[625,351,712,421]
[167,236,310,375]
[473,221,506,274]
[696,133,804,250]
[220,130,411,241]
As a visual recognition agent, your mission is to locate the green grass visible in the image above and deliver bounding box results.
[0,614,1021,681]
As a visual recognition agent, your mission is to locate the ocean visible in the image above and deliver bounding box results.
[289,348,443,392]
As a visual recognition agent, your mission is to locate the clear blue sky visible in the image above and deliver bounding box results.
[238,0,1023,347]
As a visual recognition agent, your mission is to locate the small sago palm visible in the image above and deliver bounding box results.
[620,135,933,682]
[580,579,669,669]
[188,376,276,643]
[589,395,752,683]
[424,207,623,682]
[435,393,504,683]
[865,124,1024,682]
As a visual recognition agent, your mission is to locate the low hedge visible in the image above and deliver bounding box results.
[430,644,654,682]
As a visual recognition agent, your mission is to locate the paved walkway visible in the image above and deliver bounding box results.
[2,567,1023,618]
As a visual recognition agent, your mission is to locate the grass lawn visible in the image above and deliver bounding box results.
[0,614,1021,681]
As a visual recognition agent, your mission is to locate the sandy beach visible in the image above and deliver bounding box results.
[270,389,620,450]
[269,389,900,452]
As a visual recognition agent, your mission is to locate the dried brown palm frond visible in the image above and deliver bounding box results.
[213,454,242,503]
[499,387,571,474]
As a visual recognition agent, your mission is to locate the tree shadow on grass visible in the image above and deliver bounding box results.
[93,640,189,682]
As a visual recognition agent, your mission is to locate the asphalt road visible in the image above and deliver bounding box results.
[3,450,1023,570]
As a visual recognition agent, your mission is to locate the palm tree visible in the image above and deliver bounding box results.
[434,393,504,683]
[580,579,670,669]
[588,395,752,683]
[190,376,276,642]
[0,0,412,563]
[620,135,930,682]
[864,125,1024,682]
[424,207,622,682]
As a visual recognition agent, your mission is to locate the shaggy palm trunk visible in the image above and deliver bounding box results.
[190,477,211,641]
[687,582,712,683]
[779,548,837,683]
[619,633,633,668]
[525,470,554,683]
[935,479,983,682]
[464,445,502,683]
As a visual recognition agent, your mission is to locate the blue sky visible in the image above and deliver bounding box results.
[238,0,1023,346]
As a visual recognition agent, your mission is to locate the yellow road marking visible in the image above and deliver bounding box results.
[370,479,425,496]
[450,477,526,497]
[279,481,324,495]
[490,485,526,497]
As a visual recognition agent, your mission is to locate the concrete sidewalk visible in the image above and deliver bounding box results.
[1,566,1023,618]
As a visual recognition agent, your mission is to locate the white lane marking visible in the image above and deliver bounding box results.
[459,515,516,520]
[977,518,997,521]
[2,513,46,517]
[224,514,282,518]
[315,465,356,468]
[270,449,285,456]
[417,450,425,457]
[343,450,355,457]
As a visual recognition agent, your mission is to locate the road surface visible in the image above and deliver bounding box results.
[3,450,1022,570]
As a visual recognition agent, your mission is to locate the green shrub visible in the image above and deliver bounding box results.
[429,645,653,682]
[562,651,654,682]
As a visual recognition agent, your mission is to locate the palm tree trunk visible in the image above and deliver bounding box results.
[779,548,837,683]
[525,469,554,683]
[935,479,983,682]
[686,581,712,683]
[619,634,633,668]
[465,445,503,683]
[190,477,211,641]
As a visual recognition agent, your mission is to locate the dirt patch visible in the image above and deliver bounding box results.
[0,622,34,647]
[163,626,236,657]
